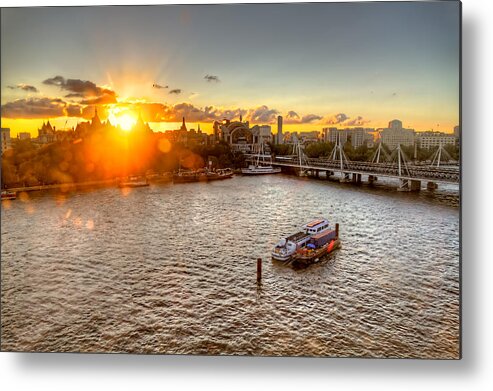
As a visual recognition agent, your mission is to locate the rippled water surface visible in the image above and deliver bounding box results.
[1,175,459,358]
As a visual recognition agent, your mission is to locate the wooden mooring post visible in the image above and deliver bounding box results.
[335,223,339,239]
[257,258,262,283]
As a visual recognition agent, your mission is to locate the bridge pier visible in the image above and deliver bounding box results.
[427,182,438,190]
[315,170,320,178]
[410,180,421,191]
[340,173,351,183]
[351,173,362,184]
[368,175,378,185]
[398,179,421,192]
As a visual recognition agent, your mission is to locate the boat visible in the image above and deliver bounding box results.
[272,218,337,262]
[205,168,235,181]
[242,143,282,175]
[1,190,17,200]
[118,176,149,188]
[172,171,200,183]
[272,231,311,261]
[293,221,340,265]
[241,165,282,175]
[173,168,234,183]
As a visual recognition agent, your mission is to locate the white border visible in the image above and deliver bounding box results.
[2,0,493,390]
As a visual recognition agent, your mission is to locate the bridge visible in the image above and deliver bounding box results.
[245,139,459,191]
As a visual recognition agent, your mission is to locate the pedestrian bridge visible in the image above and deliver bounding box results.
[245,142,459,191]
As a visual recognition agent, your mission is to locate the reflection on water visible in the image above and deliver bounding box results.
[1,175,459,358]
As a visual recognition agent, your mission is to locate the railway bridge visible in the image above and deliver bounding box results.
[245,140,459,191]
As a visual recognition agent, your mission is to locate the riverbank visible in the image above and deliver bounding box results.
[6,178,119,193]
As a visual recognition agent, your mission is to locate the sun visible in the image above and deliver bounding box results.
[108,107,137,131]
[115,113,137,131]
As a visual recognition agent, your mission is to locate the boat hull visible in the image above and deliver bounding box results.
[294,239,341,265]
[241,168,282,175]
[118,182,149,188]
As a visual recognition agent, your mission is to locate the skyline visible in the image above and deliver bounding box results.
[1,2,460,136]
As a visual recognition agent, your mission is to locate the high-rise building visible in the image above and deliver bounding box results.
[379,119,415,149]
[1,127,12,154]
[277,115,283,144]
[324,127,374,148]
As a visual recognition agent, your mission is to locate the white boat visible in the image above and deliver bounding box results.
[271,218,333,262]
[241,165,282,175]
[242,143,282,175]
[118,176,149,188]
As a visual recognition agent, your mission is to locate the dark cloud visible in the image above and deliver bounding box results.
[43,75,65,87]
[7,84,39,93]
[204,74,220,83]
[1,97,82,119]
[65,93,84,98]
[43,75,117,104]
[284,111,322,124]
[169,89,182,95]
[80,94,118,105]
[153,83,168,89]
[324,113,349,125]
[286,111,300,120]
[121,102,245,123]
[246,105,278,123]
[344,116,370,126]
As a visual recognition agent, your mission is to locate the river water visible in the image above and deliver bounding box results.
[1,175,460,358]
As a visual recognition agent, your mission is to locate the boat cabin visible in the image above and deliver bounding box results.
[302,219,330,235]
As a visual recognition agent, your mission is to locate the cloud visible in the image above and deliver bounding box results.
[1,97,82,119]
[246,105,278,123]
[284,111,322,124]
[324,113,349,125]
[153,83,168,89]
[115,102,245,123]
[80,94,118,105]
[43,75,117,104]
[343,116,370,126]
[286,111,300,120]
[42,75,65,87]
[7,84,39,93]
[169,89,182,95]
[204,74,220,83]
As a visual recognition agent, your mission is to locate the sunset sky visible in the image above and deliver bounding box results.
[1,2,460,137]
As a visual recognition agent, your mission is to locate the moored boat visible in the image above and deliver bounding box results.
[272,231,311,261]
[118,176,149,188]
[173,168,234,183]
[271,218,337,262]
[1,190,17,200]
[242,142,281,175]
[241,164,282,175]
[293,222,340,265]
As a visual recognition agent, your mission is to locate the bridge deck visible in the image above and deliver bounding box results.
[245,156,459,184]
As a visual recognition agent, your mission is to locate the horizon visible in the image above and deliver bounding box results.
[1,3,460,137]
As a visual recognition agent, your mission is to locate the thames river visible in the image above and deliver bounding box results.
[1,175,460,358]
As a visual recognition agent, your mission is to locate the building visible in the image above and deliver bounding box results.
[379,119,415,149]
[297,131,320,143]
[1,127,12,154]
[213,116,273,152]
[324,127,374,148]
[276,116,283,144]
[37,120,56,144]
[416,131,456,150]
[18,132,31,140]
